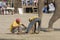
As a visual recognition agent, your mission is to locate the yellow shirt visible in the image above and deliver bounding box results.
[12,21,20,27]
[10,21,21,31]
[29,16,38,21]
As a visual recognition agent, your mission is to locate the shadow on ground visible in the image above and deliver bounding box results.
[0,39,21,40]
[40,28,60,32]
[4,28,60,35]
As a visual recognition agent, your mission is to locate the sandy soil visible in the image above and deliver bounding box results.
[0,13,60,40]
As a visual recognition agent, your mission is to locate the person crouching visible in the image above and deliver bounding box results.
[10,18,26,34]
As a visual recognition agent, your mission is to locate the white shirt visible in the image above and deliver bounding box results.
[0,2,3,7]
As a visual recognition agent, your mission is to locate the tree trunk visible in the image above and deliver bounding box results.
[38,0,44,19]
[14,0,22,13]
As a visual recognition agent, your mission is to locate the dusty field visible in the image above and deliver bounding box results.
[0,13,60,40]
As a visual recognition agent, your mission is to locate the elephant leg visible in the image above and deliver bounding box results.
[48,14,60,29]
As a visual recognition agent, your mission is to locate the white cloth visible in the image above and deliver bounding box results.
[18,8,23,14]
[49,3,55,12]
[34,0,38,3]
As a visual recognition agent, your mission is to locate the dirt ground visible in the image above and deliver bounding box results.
[0,13,60,40]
